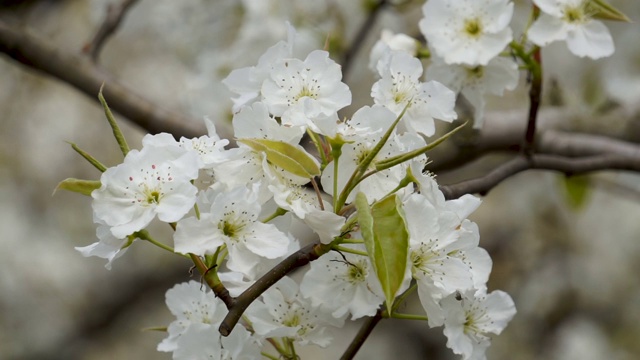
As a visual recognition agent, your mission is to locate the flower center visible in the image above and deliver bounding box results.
[146,190,160,204]
[563,6,586,23]
[466,66,484,78]
[464,18,482,37]
[295,86,317,101]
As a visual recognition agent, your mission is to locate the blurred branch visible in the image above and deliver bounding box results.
[0,19,205,139]
[82,0,139,61]
[429,106,640,173]
[440,153,640,200]
[341,0,388,79]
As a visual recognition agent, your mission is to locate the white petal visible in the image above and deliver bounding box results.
[566,20,614,59]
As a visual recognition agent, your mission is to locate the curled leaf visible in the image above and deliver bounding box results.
[54,178,101,196]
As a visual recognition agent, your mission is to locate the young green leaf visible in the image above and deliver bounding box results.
[54,178,101,196]
[355,192,409,311]
[98,85,130,157]
[66,141,107,172]
[238,138,320,178]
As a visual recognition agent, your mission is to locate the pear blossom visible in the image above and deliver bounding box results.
[246,276,343,347]
[369,29,419,71]
[178,118,230,170]
[441,289,516,360]
[173,185,290,276]
[404,192,476,326]
[158,281,261,359]
[372,51,457,136]
[426,55,519,127]
[264,165,345,243]
[261,50,352,131]
[92,134,200,238]
[300,246,385,320]
[321,105,405,203]
[528,0,614,59]
[74,224,132,270]
[420,0,514,66]
[222,23,296,112]
[214,102,307,203]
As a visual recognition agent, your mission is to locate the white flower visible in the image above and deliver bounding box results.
[92,135,200,238]
[222,23,296,112]
[426,55,519,127]
[214,102,307,203]
[404,192,476,326]
[300,246,385,320]
[158,281,261,359]
[75,224,131,270]
[246,276,342,347]
[173,185,290,277]
[321,105,423,204]
[372,51,457,136]
[261,50,352,132]
[441,289,516,360]
[369,30,418,71]
[419,0,514,66]
[528,0,614,59]
[178,118,230,170]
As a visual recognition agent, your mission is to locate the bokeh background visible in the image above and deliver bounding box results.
[1,0,640,359]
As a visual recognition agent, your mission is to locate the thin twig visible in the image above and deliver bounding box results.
[218,242,331,336]
[440,153,640,200]
[83,0,140,61]
[341,0,388,79]
[340,309,383,360]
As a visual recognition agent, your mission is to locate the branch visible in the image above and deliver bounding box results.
[0,19,205,139]
[82,0,139,61]
[218,242,331,336]
[340,309,383,360]
[341,0,388,79]
[440,153,640,200]
[429,106,640,173]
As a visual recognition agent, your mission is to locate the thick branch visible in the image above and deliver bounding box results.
[0,20,204,139]
[83,0,139,61]
[440,153,640,200]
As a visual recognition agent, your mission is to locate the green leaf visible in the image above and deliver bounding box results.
[238,138,320,178]
[374,121,468,171]
[561,175,591,211]
[355,192,409,311]
[98,85,130,157]
[590,0,631,22]
[66,141,107,172]
[54,178,101,196]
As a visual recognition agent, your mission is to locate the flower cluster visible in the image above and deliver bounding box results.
[70,1,628,359]
[368,0,619,127]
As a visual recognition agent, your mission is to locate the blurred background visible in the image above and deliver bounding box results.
[1,0,639,359]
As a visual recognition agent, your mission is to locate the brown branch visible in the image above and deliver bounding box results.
[82,0,139,61]
[440,153,640,200]
[218,242,331,336]
[341,0,388,79]
[0,19,205,139]
[340,309,383,360]
[429,105,640,173]
[524,46,542,152]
